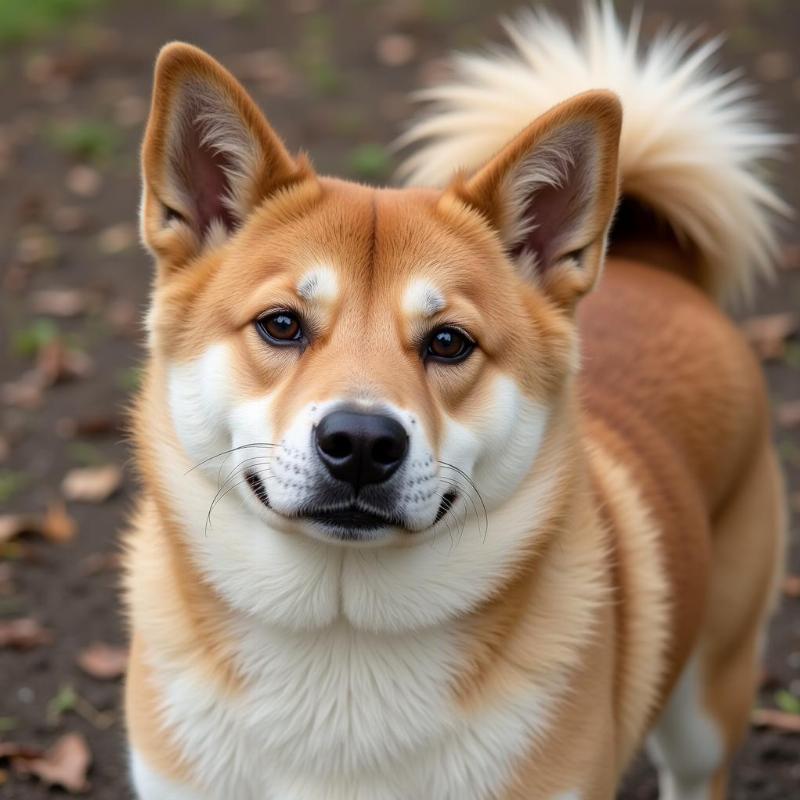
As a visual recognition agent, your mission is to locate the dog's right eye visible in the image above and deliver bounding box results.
[256,311,304,345]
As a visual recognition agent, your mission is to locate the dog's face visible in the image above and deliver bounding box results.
[141,44,620,546]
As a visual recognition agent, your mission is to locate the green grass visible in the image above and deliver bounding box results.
[0,470,29,504]
[0,0,104,44]
[296,13,344,97]
[67,441,106,467]
[116,365,143,392]
[11,319,59,358]
[46,119,121,163]
[775,688,800,715]
[348,144,392,181]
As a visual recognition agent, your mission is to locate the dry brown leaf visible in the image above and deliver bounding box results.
[52,205,89,233]
[11,732,91,794]
[105,298,139,337]
[65,165,102,198]
[97,222,136,255]
[77,642,128,680]
[231,50,295,94]
[37,341,93,386]
[0,618,52,650]
[61,465,122,503]
[781,243,800,272]
[0,742,44,760]
[752,707,800,733]
[376,34,416,67]
[80,552,122,576]
[30,288,95,318]
[783,574,800,599]
[41,502,77,543]
[777,401,800,429]
[741,313,799,360]
[754,50,794,82]
[0,514,42,543]
[1,370,45,409]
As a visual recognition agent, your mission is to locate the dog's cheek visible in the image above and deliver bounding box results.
[440,374,549,510]
[167,342,233,466]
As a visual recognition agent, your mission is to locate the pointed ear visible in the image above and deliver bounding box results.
[445,91,622,307]
[141,42,312,271]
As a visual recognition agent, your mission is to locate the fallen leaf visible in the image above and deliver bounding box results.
[16,228,58,265]
[41,502,77,543]
[0,618,52,650]
[0,514,41,544]
[77,642,128,680]
[11,732,91,794]
[30,288,95,318]
[105,298,139,336]
[752,707,800,733]
[52,205,89,233]
[113,95,148,127]
[781,243,800,272]
[777,401,800,429]
[65,165,102,198]
[81,552,121,576]
[754,50,794,82]
[0,742,44,760]
[97,222,136,255]
[741,313,799,360]
[55,414,119,438]
[61,465,122,503]
[1,371,44,409]
[231,50,295,94]
[376,34,416,67]
[36,341,93,385]
[783,575,800,599]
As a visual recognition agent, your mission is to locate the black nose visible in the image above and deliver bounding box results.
[315,410,409,490]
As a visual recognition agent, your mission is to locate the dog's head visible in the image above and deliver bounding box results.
[141,43,620,547]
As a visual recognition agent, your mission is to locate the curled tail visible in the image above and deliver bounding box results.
[397,2,787,304]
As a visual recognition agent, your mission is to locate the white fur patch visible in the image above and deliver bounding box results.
[130,749,201,800]
[297,266,339,305]
[646,652,723,800]
[402,278,445,318]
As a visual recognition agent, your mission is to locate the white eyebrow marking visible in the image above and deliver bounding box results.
[403,279,445,319]
[297,266,338,304]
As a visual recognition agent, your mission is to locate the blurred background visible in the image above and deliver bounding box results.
[0,1,797,797]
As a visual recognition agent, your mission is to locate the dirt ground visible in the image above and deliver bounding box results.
[0,1,798,798]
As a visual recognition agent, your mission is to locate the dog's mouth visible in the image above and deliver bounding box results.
[244,470,457,534]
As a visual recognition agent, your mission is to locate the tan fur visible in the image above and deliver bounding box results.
[124,40,784,799]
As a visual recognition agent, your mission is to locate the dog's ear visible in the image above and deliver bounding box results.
[443,91,621,308]
[141,42,311,272]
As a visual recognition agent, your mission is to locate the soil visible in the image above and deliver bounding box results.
[0,1,798,798]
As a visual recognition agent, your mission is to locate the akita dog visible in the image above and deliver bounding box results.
[124,5,787,799]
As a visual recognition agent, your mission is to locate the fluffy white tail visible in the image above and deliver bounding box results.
[397,3,787,303]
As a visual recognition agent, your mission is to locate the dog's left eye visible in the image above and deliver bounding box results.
[425,327,475,363]
[256,311,304,345]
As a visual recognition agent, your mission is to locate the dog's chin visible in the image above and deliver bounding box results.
[244,470,457,545]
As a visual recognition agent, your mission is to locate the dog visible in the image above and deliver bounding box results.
[124,5,787,798]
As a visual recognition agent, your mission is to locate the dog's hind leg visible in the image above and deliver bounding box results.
[647,442,785,800]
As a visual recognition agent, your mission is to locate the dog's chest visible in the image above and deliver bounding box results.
[160,621,552,800]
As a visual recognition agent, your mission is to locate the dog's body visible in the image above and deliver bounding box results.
[124,7,785,800]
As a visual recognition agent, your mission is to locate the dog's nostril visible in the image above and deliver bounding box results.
[372,436,404,465]
[324,432,352,459]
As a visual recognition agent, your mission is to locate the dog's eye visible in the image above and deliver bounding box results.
[256,311,303,345]
[426,327,474,363]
